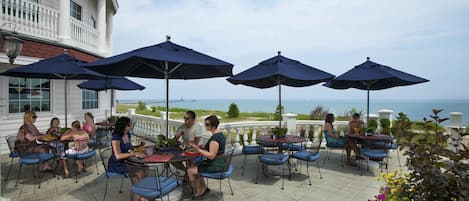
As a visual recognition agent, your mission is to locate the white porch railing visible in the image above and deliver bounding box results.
[70,18,98,50]
[0,0,58,40]
[129,110,351,154]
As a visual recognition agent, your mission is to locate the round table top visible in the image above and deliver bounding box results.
[128,150,201,164]
[257,134,306,143]
[346,133,392,141]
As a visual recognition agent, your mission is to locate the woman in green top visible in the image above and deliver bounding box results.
[324,113,358,166]
[187,115,225,200]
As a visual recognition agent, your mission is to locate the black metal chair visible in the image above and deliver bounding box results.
[15,144,55,188]
[4,135,19,182]
[124,160,179,201]
[323,131,345,167]
[65,139,99,183]
[240,134,264,176]
[100,147,127,201]
[200,147,235,201]
[291,136,323,185]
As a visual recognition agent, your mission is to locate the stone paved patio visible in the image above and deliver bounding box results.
[0,149,402,201]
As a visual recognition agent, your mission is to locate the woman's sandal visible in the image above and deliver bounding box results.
[192,188,210,200]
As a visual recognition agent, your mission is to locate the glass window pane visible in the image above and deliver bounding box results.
[8,78,50,113]
[9,101,19,113]
[31,101,41,112]
[41,101,50,111]
[20,101,31,112]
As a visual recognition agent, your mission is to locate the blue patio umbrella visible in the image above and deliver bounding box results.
[324,57,429,122]
[77,76,145,118]
[1,52,105,127]
[227,51,335,127]
[85,36,233,137]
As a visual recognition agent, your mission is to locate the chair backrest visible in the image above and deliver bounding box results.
[307,133,323,154]
[100,147,113,172]
[124,160,149,185]
[223,147,235,172]
[5,135,17,154]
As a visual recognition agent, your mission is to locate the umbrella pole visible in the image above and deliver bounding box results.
[64,78,68,128]
[110,89,113,120]
[366,89,370,126]
[278,84,282,128]
[165,62,169,138]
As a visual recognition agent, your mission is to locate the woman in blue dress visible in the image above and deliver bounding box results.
[108,116,145,174]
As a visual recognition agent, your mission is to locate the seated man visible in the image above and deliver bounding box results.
[348,113,364,135]
[171,111,202,173]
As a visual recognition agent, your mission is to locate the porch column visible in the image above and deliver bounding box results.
[447,112,464,152]
[97,0,107,52]
[282,113,298,135]
[106,9,114,54]
[58,0,71,41]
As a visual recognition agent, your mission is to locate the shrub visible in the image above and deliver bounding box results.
[151,106,157,112]
[375,109,469,200]
[273,105,284,121]
[310,105,329,120]
[391,112,413,144]
[227,102,240,118]
[367,119,378,133]
[137,101,147,110]
[380,118,391,135]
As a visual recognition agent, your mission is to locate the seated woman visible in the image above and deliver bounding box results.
[15,111,52,172]
[324,113,358,166]
[46,117,66,159]
[83,112,97,142]
[187,115,225,200]
[61,121,90,177]
[108,116,146,175]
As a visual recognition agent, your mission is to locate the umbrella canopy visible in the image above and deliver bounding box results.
[1,52,105,127]
[77,76,145,91]
[324,57,429,122]
[77,76,145,118]
[85,36,233,137]
[227,51,335,127]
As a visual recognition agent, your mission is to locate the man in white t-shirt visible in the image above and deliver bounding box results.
[172,111,202,172]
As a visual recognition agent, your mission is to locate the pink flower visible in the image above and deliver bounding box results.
[377,194,386,200]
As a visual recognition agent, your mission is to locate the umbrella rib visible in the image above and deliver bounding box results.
[168,63,183,75]
[136,59,164,74]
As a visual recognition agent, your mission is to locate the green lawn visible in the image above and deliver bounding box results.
[117,104,284,122]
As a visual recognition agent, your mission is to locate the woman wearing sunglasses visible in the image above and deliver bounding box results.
[187,115,225,200]
[15,111,53,171]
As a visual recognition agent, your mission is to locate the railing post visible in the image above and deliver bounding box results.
[282,113,298,135]
[447,112,464,153]
[251,127,257,145]
[234,128,241,149]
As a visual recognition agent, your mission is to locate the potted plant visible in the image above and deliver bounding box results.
[379,118,391,135]
[156,135,179,152]
[367,119,378,134]
[272,127,288,139]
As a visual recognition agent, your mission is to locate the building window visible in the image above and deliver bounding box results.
[70,0,82,21]
[8,78,50,113]
[82,89,98,109]
[91,16,96,28]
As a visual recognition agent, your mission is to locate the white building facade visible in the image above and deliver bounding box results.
[0,0,118,151]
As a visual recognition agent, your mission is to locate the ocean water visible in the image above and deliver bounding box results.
[119,99,469,125]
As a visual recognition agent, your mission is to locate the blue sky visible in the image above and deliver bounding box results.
[113,0,469,101]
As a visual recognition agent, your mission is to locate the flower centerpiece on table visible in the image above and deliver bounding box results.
[156,135,179,152]
[271,127,288,139]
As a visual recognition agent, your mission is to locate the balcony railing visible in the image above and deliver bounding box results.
[129,111,350,153]
[0,0,58,40]
[0,0,101,54]
[70,17,98,50]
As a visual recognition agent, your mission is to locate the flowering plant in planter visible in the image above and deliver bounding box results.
[272,127,288,139]
[156,135,179,152]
